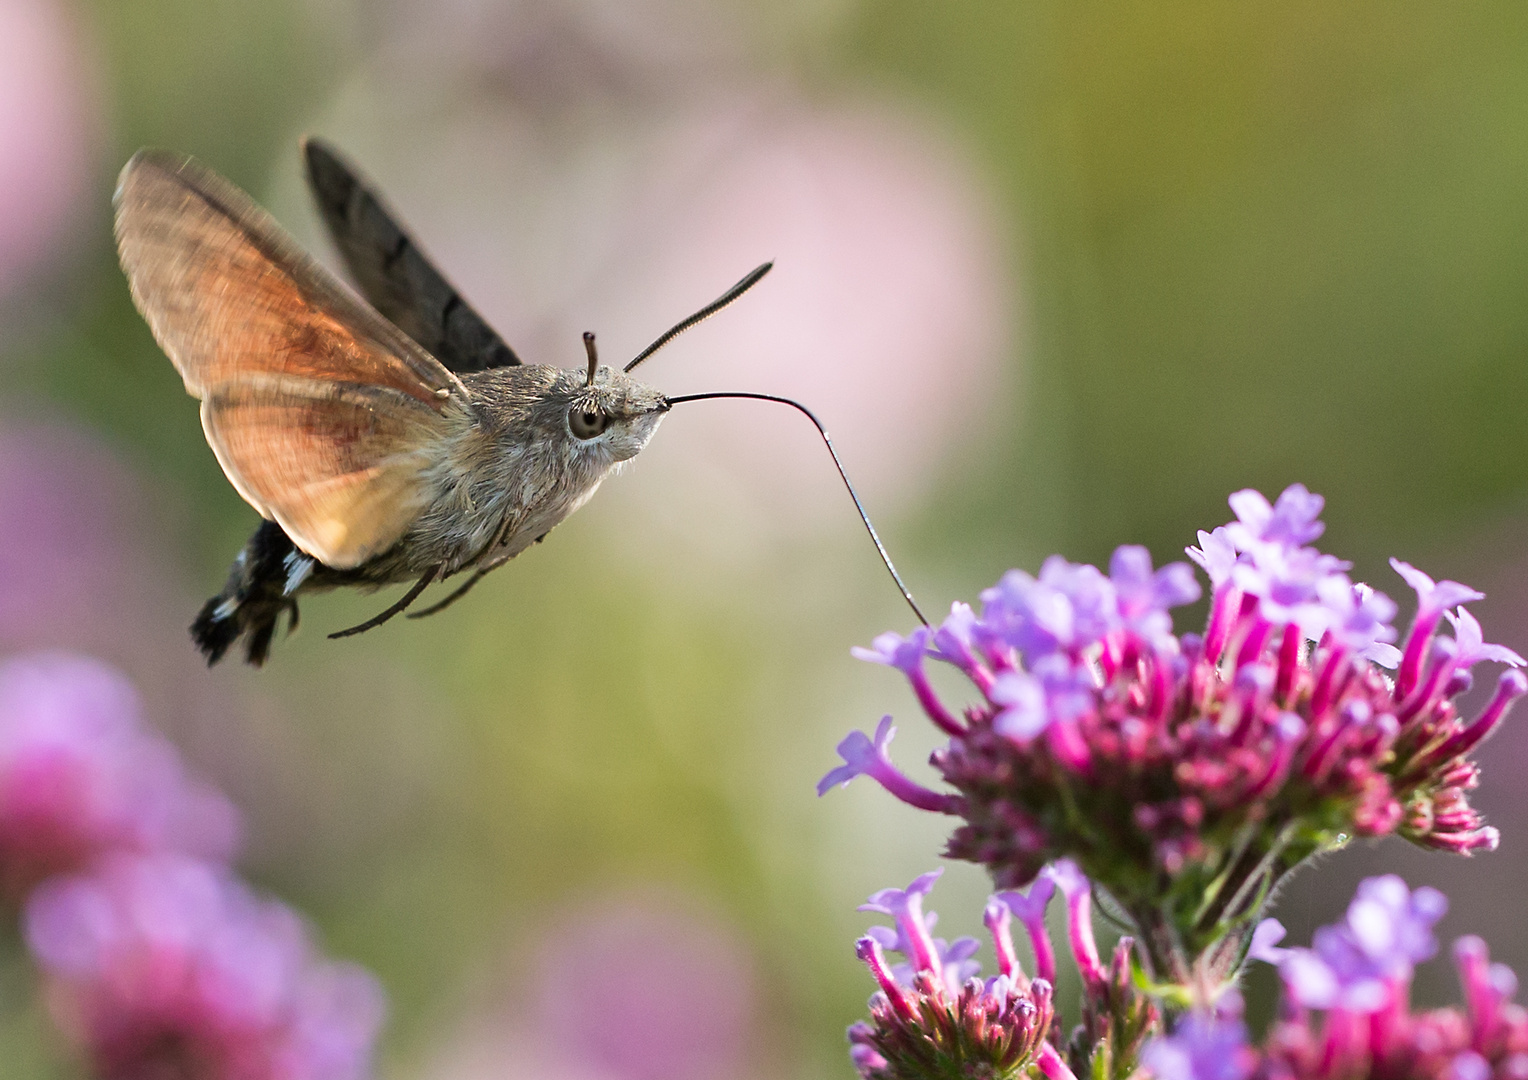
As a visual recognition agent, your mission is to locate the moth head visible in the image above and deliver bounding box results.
[561,357,669,464]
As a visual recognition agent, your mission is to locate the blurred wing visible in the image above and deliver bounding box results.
[114,149,470,568]
[303,137,522,373]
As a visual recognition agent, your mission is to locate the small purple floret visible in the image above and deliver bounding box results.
[1226,484,1327,549]
[1446,607,1527,670]
[816,717,955,813]
[1391,559,1485,618]
[852,628,931,674]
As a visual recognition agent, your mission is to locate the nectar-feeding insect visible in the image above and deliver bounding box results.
[113,139,924,666]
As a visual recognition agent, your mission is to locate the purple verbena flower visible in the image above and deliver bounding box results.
[1142,1002,1254,1080]
[0,652,239,899]
[825,484,1526,983]
[1226,484,1327,549]
[1445,608,1526,671]
[848,868,1076,1080]
[1187,528,1239,590]
[1111,546,1202,646]
[853,629,930,674]
[860,869,945,976]
[24,852,384,1080]
[853,627,964,735]
[980,558,1118,661]
[816,717,957,814]
[1390,560,1485,621]
[992,875,1057,985]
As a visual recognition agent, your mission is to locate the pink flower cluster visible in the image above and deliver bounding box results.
[848,863,1155,1080]
[0,653,384,1080]
[1144,877,1528,1080]
[0,653,237,898]
[821,486,1525,981]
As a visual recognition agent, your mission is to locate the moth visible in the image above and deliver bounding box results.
[114,140,923,667]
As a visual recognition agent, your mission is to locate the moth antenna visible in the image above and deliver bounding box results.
[624,262,773,373]
[583,331,598,387]
[663,391,930,627]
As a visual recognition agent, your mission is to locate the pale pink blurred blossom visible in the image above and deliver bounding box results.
[0,652,239,898]
[25,852,384,1080]
[415,890,762,1080]
[0,0,97,297]
[531,892,758,1080]
[0,423,148,645]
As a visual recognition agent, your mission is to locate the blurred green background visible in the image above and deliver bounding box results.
[4,1,1528,1076]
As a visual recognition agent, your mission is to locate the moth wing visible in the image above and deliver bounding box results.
[303,137,522,374]
[114,149,470,569]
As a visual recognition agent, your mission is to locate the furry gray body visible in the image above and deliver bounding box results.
[337,362,667,583]
[194,363,667,664]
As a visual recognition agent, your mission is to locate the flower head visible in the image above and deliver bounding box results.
[823,485,1526,982]
[0,653,239,898]
[25,853,384,1080]
[849,863,1156,1080]
[849,870,1060,1080]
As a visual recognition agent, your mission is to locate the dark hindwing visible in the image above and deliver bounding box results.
[302,137,521,374]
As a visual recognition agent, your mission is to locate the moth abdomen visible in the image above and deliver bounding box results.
[192,520,304,666]
[192,519,381,666]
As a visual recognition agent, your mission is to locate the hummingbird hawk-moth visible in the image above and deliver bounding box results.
[114,140,924,667]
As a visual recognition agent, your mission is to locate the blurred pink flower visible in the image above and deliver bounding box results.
[0,652,239,898]
[0,423,142,644]
[531,891,759,1080]
[25,852,384,1080]
[0,0,96,297]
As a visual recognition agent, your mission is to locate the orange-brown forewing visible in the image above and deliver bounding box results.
[114,150,470,568]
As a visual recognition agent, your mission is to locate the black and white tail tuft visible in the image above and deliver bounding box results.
[191,520,307,667]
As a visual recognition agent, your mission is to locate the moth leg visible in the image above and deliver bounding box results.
[328,567,440,639]
[405,564,496,620]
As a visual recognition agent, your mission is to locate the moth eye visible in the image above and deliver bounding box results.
[568,408,611,440]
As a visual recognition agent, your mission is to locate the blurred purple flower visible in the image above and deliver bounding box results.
[1252,876,1446,1012]
[0,652,238,898]
[1142,1005,1253,1080]
[1187,527,1239,590]
[532,890,757,1080]
[1110,545,1202,645]
[852,629,929,673]
[1242,879,1528,1080]
[24,852,384,1080]
[0,425,140,644]
[1445,607,1527,670]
